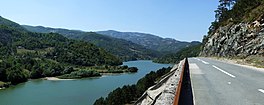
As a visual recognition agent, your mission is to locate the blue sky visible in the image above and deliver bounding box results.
[0,0,218,42]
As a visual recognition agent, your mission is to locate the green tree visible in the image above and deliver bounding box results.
[6,65,29,84]
[30,65,44,79]
[94,67,172,105]
[128,67,138,72]
[94,97,106,105]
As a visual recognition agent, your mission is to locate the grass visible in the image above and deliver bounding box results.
[244,4,264,22]
[244,55,264,68]
[17,47,54,55]
[0,81,7,88]
[0,81,5,86]
[74,65,135,73]
[210,55,264,68]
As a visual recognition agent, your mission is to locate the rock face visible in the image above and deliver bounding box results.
[201,16,264,57]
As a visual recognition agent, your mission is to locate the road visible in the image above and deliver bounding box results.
[189,57,264,105]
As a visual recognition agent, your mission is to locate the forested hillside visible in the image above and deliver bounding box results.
[154,44,202,64]
[0,16,26,31]
[97,30,201,54]
[0,16,122,86]
[23,25,159,61]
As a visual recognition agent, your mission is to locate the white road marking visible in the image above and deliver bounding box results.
[228,82,231,85]
[201,60,210,64]
[194,58,199,60]
[189,65,196,105]
[194,58,209,64]
[212,65,236,78]
[258,89,264,94]
[190,63,203,74]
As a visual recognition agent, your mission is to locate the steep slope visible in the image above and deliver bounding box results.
[97,30,200,53]
[0,25,121,66]
[23,25,159,61]
[0,16,26,31]
[201,20,264,57]
[0,16,122,85]
[201,0,264,66]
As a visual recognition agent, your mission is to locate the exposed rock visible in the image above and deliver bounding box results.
[201,16,264,58]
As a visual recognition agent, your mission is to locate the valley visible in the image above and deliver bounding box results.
[1,0,263,105]
[0,60,171,105]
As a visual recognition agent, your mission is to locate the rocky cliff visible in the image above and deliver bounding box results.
[201,15,264,58]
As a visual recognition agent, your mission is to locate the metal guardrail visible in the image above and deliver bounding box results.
[134,58,193,105]
[134,67,177,105]
[173,58,187,105]
[173,58,194,105]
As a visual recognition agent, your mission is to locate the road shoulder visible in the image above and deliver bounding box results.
[204,57,264,73]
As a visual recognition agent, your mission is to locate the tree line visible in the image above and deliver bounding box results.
[153,44,202,64]
[208,0,264,35]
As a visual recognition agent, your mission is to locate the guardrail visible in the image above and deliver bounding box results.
[173,58,186,105]
[134,58,193,105]
[173,58,193,105]
[134,67,177,105]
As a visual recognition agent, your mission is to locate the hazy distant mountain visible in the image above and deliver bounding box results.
[23,25,159,61]
[97,30,200,53]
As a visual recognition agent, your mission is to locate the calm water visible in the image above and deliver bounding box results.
[0,60,171,105]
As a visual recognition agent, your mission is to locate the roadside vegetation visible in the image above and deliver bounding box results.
[93,67,172,105]
[207,0,264,35]
[218,55,264,68]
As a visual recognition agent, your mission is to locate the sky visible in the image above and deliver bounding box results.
[0,0,219,42]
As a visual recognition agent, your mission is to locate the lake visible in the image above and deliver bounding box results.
[0,60,171,105]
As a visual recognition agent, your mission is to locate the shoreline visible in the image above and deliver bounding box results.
[43,73,131,81]
[0,87,5,90]
[44,77,75,81]
[100,72,126,75]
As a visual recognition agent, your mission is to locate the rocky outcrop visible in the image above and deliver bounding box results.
[201,15,264,57]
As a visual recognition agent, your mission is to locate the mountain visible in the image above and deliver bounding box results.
[0,16,121,85]
[23,25,159,61]
[0,16,26,31]
[97,30,201,53]
[154,44,202,64]
[201,0,264,67]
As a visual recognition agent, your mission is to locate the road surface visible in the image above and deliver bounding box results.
[189,57,264,105]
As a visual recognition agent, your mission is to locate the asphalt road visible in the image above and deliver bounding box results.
[189,57,264,105]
